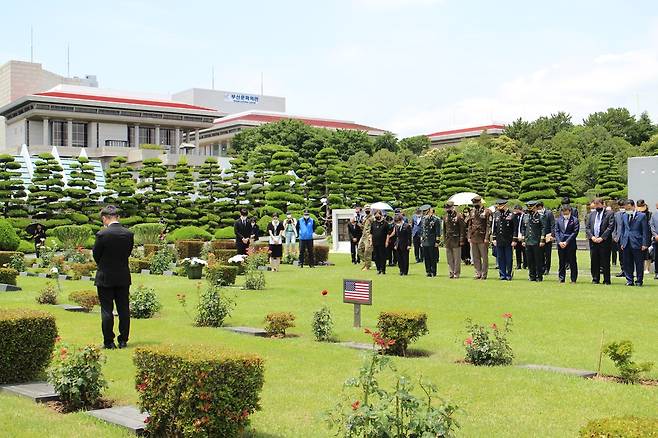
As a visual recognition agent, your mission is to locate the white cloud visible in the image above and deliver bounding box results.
[352,0,445,7]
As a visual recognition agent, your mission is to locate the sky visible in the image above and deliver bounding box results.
[2,0,658,137]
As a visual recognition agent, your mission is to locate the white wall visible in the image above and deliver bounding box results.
[0,116,5,150]
[28,120,43,146]
[6,119,26,150]
[628,156,658,209]
[98,122,127,146]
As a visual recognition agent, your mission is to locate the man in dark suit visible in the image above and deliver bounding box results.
[537,202,555,275]
[554,205,580,283]
[347,216,362,264]
[620,199,650,286]
[585,198,615,285]
[612,199,626,277]
[393,214,412,275]
[93,205,134,349]
[411,209,424,263]
[512,205,526,270]
[234,208,252,255]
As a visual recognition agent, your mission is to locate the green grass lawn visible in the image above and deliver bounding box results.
[1,251,657,437]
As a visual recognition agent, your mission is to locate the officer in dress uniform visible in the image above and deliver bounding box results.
[537,201,555,275]
[492,199,515,281]
[466,196,492,279]
[512,205,526,270]
[521,200,548,281]
[357,204,374,271]
[443,201,466,279]
[420,205,441,277]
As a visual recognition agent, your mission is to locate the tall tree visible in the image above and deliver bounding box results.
[485,158,517,200]
[518,147,556,202]
[136,158,170,221]
[104,156,137,217]
[169,158,196,226]
[438,154,472,201]
[28,153,65,218]
[594,152,625,200]
[543,149,576,199]
[584,108,655,146]
[399,135,431,155]
[66,155,99,218]
[372,132,398,153]
[0,155,27,217]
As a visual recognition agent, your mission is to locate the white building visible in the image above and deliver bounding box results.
[427,124,505,148]
[172,88,285,115]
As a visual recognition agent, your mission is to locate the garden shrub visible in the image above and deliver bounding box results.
[315,225,325,235]
[464,313,514,366]
[133,345,265,437]
[3,252,25,272]
[0,250,22,267]
[43,218,73,229]
[51,225,92,249]
[377,311,429,356]
[69,262,96,280]
[166,226,212,243]
[0,309,58,384]
[603,340,654,384]
[129,257,151,273]
[48,341,107,410]
[63,247,90,264]
[18,240,34,254]
[213,248,235,264]
[68,290,99,312]
[195,286,235,327]
[131,223,165,245]
[313,244,330,264]
[68,212,89,224]
[143,243,159,257]
[129,285,162,319]
[264,312,296,337]
[579,416,658,437]
[0,267,18,285]
[149,246,176,275]
[175,239,204,259]
[35,283,58,305]
[312,305,334,342]
[212,238,237,250]
[0,219,20,251]
[206,265,238,287]
[214,226,236,239]
[244,271,265,290]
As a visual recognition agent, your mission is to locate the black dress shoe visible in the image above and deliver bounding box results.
[636,283,643,287]
[118,341,128,349]
[103,343,117,349]
[626,282,635,286]
[591,280,599,284]
[654,274,658,280]
[615,272,625,277]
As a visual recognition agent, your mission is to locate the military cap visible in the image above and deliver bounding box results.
[526,200,537,207]
[394,208,401,213]
[419,204,431,212]
[495,199,508,205]
[444,201,455,208]
[364,203,371,209]
[471,195,482,202]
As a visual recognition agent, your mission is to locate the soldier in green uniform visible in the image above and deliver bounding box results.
[420,205,441,277]
[443,201,466,278]
[357,204,374,271]
[466,195,492,279]
[521,200,547,281]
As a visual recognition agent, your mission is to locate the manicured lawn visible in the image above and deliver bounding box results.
[1,251,657,437]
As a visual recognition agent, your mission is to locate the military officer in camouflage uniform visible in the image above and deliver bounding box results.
[357,204,374,271]
[467,195,492,279]
[443,201,466,278]
[492,199,515,281]
[521,200,548,281]
[420,205,441,277]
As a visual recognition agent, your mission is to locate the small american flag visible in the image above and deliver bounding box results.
[343,279,372,304]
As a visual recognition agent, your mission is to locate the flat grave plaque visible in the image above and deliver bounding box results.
[0,284,21,292]
[87,405,148,435]
[516,364,596,378]
[0,382,59,403]
[222,326,268,337]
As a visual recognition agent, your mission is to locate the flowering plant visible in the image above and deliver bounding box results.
[325,328,460,437]
[182,257,208,268]
[312,290,334,342]
[464,313,514,366]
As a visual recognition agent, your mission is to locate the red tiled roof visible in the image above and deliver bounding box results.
[215,113,384,132]
[35,91,217,111]
[427,124,505,138]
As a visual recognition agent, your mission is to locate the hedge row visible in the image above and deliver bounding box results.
[580,416,658,437]
[134,345,264,437]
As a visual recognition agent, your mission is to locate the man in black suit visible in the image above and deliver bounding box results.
[347,216,362,264]
[538,202,555,275]
[234,208,252,255]
[585,198,615,285]
[393,214,412,275]
[93,206,134,349]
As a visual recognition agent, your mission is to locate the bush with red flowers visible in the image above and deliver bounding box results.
[325,328,460,437]
[134,345,264,437]
[312,290,334,342]
[464,313,514,366]
[376,311,428,356]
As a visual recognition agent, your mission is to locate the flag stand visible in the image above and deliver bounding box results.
[343,279,372,329]
[353,303,361,328]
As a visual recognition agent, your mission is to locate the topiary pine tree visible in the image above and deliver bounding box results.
[169,157,196,227]
[66,156,99,219]
[486,158,518,200]
[542,149,576,200]
[137,158,171,222]
[438,154,472,201]
[197,157,224,228]
[0,154,27,217]
[468,162,487,197]
[595,152,626,200]
[265,148,304,215]
[518,147,556,202]
[104,156,138,218]
[28,153,65,218]
[420,165,441,207]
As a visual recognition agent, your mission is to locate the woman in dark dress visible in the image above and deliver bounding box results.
[267,213,285,271]
[32,224,47,257]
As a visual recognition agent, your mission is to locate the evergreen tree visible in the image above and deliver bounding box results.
[169,158,196,227]
[28,153,65,218]
[595,152,625,200]
[468,162,487,196]
[197,157,224,228]
[486,158,517,200]
[518,147,556,202]
[0,154,27,217]
[420,165,441,207]
[543,149,576,199]
[66,156,99,218]
[136,158,170,221]
[104,157,137,217]
[438,154,471,201]
[265,148,304,215]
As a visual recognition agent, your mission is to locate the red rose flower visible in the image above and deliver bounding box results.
[321,289,328,296]
[502,313,512,319]
[351,400,360,410]
[144,416,150,424]
[491,323,498,330]
[464,337,473,346]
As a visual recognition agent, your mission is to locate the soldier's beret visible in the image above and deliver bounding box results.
[419,204,431,212]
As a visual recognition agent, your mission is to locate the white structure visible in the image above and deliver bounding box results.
[331,208,356,253]
[172,88,285,115]
[628,156,658,208]
[427,124,505,148]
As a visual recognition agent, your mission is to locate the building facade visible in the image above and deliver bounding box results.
[628,156,658,208]
[427,124,505,148]
[172,88,285,115]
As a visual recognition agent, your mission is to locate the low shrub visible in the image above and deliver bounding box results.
[212,239,237,250]
[166,226,212,243]
[143,243,160,257]
[0,267,18,285]
[68,290,99,312]
[313,244,330,264]
[213,248,235,264]
[315,225,326,235]
[48,341,107,410]
[603,340,654,384]
[464,313,514,366]
[579,416,658,437]
[63,247,89,264]
[129,257,151,273]
[51,225,92,250]
[0,250,22,268]
[214,226,236,239]
[69,262,96,280]
[312,305,334,342]
[133,345,265,437]
[18,240,34,254]
[7,252,25,272]
[0,219,20,251]
[377,311,429,356]
[149,246,176,275]
[36,282,58,305]
[244,271,265,290]
[0,309,58,384]
[195,286,235,327]
[131,223,164,246]
[175,239,204,259]
[129,285,162,319]
[245,248,269,269]
[264,312,296,337]
[206,265,238,287]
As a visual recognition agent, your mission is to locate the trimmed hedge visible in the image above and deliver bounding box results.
[214,227,236,239]
[175,240,204,259]
[143,244,159,257]
[0,219,20,251]
[0,309,58,384]
[132,223,165,246]
[212,239,237,251]
[377,311,429,356]
[166,226,212,243]
[18,240,34,254]
[206,265,238,286]
[51,225,92,249]
[134,345,265,437]
[214,249,235,264]
[129,258,151,273]
[313,244,330,264]
[0,251,22,268]
[68,290,99,312]
[579,416,658,437]
[0,267,18,285]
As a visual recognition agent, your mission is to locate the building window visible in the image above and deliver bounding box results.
[160,128,174,146]
[140,127,155,145]
[71,122,87,147]
[51,121,67,146]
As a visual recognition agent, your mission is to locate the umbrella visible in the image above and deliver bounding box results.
[25,222,47,235]
[370,201,394,211]
[448,192,482,206]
